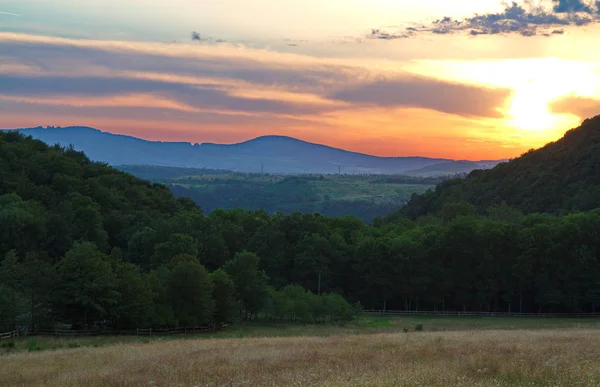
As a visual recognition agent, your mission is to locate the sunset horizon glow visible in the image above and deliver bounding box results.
[2,1,600,160]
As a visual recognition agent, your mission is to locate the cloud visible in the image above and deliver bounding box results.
[0,32,517,158]
[553,0,599,13]
[369,0,600,39]
[0,33,511,119]
[191,31,226,44]
[550,95,600,118]
[330,78,511,118]
[0,11,20,17]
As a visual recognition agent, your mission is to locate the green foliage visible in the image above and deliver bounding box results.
[168,260,214,326]
[263,285,355,323]
[3,130,600,333]
[52,242,120,327]
[142,170,437,224]
[398,116,600,219]
[0,284,16,331]
[415,324,423,332]
[111,259,153,329]
[26,338,41,352]
[224,252,269,318]
[152,234,199,269]
[210,269,237,324]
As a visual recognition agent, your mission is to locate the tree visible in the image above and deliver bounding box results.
[440,201,476,223]
[0,251,23,330]
[210,269,237,324]
[151,234,199,268]
[20,252,55,331]
[147,266,176,327]
[111,258,153,329]
[224,251,269,319]
[53,242,120,327]
[168,260,214,326]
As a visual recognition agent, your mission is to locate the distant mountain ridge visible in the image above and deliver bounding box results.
[3,126,505,175]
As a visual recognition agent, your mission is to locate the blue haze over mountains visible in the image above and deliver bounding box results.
[6,126,504,175]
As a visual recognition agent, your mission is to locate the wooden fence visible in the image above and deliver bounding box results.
[363,310,600,317]
[28,325,218,337]
[0,330,18,340]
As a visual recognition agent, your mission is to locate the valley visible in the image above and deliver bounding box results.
[116,166,440,222]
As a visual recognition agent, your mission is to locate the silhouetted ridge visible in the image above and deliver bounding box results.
[3,126,504,175]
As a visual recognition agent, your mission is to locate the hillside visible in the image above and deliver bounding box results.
[5,126,503,176]
[116,165,439,223]
[404,160,498,177]
[397,116,600,219]
[1,131,600,322]
[0,130,356,330]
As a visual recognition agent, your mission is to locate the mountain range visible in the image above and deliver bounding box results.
[4,126,504,176]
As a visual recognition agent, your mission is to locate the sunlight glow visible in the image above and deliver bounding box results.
[405,57,600,140]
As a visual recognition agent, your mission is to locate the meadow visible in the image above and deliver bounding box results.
[1,316,599,386]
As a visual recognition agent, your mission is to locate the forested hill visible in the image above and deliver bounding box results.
[398,115,600,220]
[2,131,600,331]
[0,131,356,330]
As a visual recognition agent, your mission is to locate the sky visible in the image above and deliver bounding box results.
[2,0,600,159]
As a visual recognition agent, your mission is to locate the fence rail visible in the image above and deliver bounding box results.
[28,325,218,337]
[0,330,18,340]
[363,310,600,317]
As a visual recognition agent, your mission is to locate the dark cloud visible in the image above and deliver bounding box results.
[329,78,511,118]
[191,31,226,43]
[368,29,414,40]
[553,0,598,13]
[369,1,600,39]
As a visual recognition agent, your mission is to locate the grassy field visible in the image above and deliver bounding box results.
[1,316,600,386]
[1,329,599,386]
[3,315,599,355]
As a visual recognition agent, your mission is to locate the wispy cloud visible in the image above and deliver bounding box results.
[0,11,20,17]
[369,0,600,39]
[0,32,535,159]
[0,32,511,119]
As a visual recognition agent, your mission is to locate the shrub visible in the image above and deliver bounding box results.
[27,338,41,352]
[415,324,424,332]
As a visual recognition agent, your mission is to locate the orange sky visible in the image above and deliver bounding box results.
[1,1,600,160]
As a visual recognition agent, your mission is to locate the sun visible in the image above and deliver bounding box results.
[506,84,563,132]
[504,77,584,145]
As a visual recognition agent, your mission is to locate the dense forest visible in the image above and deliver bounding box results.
[0,131,355,332]
[1,129,600,333]
[397,115,600,220]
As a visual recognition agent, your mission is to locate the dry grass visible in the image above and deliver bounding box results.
[1,329,599,386]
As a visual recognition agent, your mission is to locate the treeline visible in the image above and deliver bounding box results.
[0,245,355,331]
[0,132,355,331]
[1,131,600,333]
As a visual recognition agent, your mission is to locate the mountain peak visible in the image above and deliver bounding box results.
[7,126,504,175]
